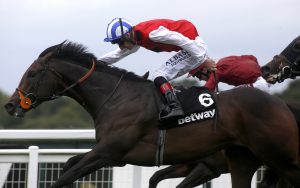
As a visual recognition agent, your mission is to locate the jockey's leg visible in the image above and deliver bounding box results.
[151,50,199,120]
[154,76,184,120]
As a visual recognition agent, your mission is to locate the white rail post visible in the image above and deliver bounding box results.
[132,166,142,188]
[27,146,39,188]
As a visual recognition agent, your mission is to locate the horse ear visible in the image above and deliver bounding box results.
[142,71,149,79]
[40,40,68,62]
[293,40,300,52]
[56,40,68,52]
[40,51,55,62]
[59,40,68,47]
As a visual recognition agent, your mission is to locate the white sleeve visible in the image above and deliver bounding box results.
[99,45,140,65]
[149,26,208,63]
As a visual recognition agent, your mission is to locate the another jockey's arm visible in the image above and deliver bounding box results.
[204,74,218,91]
[149,26,208,64]
[99,45,140,65]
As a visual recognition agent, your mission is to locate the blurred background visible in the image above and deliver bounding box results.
[1,0,300,129]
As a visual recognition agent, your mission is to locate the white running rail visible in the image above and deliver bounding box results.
[0,130,259,188]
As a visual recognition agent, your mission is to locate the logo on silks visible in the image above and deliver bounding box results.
[165,51,191,67]
[177,92,215,125]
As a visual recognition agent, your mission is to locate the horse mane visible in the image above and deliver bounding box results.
[39,41,151,82]
[280,35,300,63]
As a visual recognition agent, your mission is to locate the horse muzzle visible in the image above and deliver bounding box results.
[4,101,26,118]
[260,66,271,79]
[264,75,278,84]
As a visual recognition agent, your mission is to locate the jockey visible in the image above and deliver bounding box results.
[188,55,271,92]
[100,18,216,120]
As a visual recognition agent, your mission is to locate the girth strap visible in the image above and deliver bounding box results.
[155,129,166,167]
[213,71,219,133]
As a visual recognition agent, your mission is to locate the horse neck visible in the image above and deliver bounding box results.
[90,69,163,122]
[52,59,161,121]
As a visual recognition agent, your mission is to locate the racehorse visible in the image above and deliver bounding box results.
[148,149,280,188]
[148,148,282,188]
[4,41,300,188]
[149,101,300,188]
[261,35,300,83]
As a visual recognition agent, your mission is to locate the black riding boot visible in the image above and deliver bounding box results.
[154,77,184,120]
[161,90,184,120]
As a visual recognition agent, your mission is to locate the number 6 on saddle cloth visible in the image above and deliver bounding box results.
[159,86,216,129]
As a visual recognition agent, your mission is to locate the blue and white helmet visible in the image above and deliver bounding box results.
[104,18,133,42]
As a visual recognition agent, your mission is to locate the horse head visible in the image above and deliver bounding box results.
[4,41,96,117]
[261,35,300,84]
[261,55,296,84]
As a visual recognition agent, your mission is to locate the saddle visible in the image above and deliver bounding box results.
[159,86,216,129]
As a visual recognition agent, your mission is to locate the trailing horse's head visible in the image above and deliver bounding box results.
[261,55,295,84]
[261,35,300,84]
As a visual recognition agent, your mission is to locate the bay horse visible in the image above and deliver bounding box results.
[149,101,300,188]
[261,35,300,84]
[148,148,256,188]
[4,41,300,188]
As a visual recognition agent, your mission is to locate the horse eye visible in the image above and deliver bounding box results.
[27,71,37,78]
[261,66,270,73]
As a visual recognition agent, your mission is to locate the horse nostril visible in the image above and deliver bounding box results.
[4,103,16,115]
[260,66,270,78]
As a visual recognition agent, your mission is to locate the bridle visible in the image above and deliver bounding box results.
[273,55,300,83]
[17,58,96,110]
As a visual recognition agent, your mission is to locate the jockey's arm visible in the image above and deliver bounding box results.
[99,45,140,65]
[149,26,208,64]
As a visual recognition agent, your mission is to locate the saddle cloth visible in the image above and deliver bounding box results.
[159,86,216,129]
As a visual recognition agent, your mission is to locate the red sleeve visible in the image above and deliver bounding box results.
[204,73,218,91]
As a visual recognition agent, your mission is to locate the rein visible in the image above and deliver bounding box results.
[17,59,96,110]
[57,60,96,95]
[92,73,124,118]
[273,55,300,82]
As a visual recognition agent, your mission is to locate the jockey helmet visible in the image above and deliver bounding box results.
[104,18,133,43]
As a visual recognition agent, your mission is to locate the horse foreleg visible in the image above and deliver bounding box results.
[276,178,293,188]
[258,167,279,188]
[62,152,87,173]
[225,146,261,188]
[50,148,125,188]
[270,161,300,188]
[148,163,195,188]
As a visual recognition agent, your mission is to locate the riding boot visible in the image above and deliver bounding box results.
[161,90,185,120]
[154,77,184,120]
